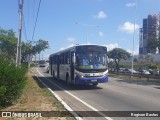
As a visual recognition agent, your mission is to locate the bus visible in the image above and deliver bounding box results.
[38,60,46,67]
[49,45,108,86]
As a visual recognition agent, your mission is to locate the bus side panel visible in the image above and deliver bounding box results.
[58,64,70,81]
[52,64,57,77]
[59,65,65,81]
[50,57,52,75]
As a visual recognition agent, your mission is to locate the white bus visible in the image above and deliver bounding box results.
[49,45,108,86]
[38,60,46,67]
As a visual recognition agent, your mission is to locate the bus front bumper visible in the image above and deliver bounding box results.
[75,75,108,85]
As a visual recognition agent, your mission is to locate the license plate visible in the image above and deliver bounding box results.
[91,80,97,82]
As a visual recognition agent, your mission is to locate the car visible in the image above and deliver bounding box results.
[139,70,150,75]
[45,66,49,73]
[122,68,138,74]
[119,68,126,72]
[39,60,46,67]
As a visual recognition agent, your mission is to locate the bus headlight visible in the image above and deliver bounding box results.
[75,73,84,78]
[80,75,84,78]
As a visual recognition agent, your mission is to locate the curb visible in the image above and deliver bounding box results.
[34,72,82,120]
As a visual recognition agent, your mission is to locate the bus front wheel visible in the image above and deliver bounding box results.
[92,83,98,86]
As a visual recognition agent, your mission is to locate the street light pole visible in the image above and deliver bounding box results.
[16,0,24,66]
[131,0,137,74]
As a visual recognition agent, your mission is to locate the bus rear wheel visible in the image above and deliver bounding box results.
[66,73,70,85]
[52,71,55,77]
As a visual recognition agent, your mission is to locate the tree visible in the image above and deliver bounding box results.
[21,39,49,62]
[145,54,153,63]
[108,48,131,71]
[0,28,17,60]
[21,41,33,62]
[0,28,49,62]
[32,39,49,54]
[146,36,157,53]
[138,54,145,62]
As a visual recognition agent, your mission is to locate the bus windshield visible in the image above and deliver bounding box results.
[75,52,107,69]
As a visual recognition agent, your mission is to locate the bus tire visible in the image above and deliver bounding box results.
[66,73,70,84]
[92,83,98,86]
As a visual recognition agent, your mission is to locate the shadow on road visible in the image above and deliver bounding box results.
[32,75,103,91]
[154,87,160,89]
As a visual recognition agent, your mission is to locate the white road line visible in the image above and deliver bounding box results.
[34,68,82,120]
[36,67,113,120]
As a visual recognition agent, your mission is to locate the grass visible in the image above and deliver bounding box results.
[0,70,75,120]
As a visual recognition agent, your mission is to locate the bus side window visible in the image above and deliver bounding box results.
[68,52,70,64]
[64,52,70,64]
[76,55,79,66]
[60,54,64,64]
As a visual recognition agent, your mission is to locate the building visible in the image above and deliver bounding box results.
[139,14,160,54]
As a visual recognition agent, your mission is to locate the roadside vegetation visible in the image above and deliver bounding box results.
[1,70,74,120]
[0,56,27,108]
[107,48,131,71]
[0,27,74,120]
[0,27,49,108]
[108,61,160,82]
[108,47,160,81]
[0,27,74,119]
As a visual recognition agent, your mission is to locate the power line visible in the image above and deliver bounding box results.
[31,0,42,41]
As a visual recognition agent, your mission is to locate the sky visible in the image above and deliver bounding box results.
[0,0,160,60]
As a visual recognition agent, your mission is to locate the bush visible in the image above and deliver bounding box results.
[148,63,157,69]
[0,56,27,108]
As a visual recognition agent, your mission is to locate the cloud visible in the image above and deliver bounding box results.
[106,43,119,51]
[126,2,136,7]
[106,43,139,55]
[67,37,76,42]
[118,22,140,34]
[98,31,104,37]
[94,11,107,19]
[127,45,139,55]
[127,49,139,55]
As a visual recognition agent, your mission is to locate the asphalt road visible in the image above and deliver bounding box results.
[32,67,160,120]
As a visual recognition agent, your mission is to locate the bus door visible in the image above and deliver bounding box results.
[71,52,75,83]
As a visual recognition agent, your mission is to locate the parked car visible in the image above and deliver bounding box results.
[119,68,126,72]
[45,66,49,73]
[122,68,138,74]
[139,70,150,75]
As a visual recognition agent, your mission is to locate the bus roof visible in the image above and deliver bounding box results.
[49,44,107,57]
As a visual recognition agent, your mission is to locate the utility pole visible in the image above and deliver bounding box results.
[131,0,137,74]
[16,0,24,66]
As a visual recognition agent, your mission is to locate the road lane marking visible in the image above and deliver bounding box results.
[36,67,113,120]
[33,68,82,120]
